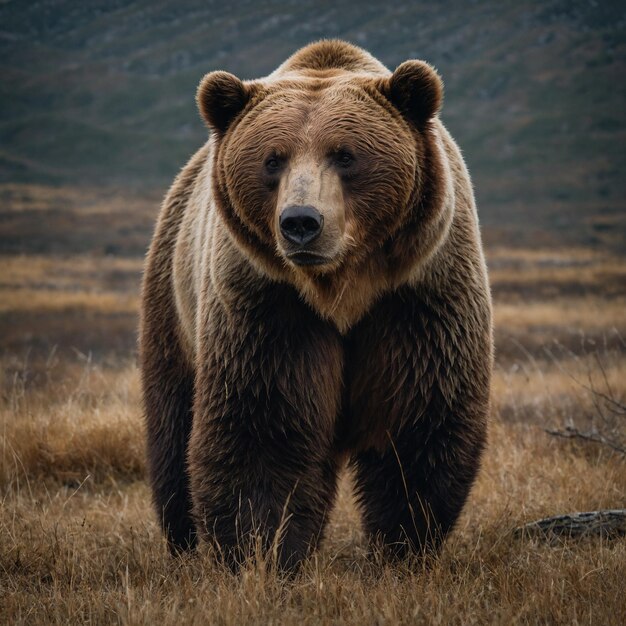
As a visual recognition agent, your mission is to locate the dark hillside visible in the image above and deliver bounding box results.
[0,0,624,247]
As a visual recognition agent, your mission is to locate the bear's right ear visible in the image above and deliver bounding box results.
[377,60,443,128]
[196,71,258,135]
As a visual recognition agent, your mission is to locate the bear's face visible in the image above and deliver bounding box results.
[198,61,443,277]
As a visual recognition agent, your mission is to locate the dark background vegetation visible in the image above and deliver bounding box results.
[1,0,625,250]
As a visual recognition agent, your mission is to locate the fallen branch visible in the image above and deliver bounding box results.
[544,426,626,456]
[515,509,626,540]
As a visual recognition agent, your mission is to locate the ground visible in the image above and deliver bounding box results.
[0,184,625,624]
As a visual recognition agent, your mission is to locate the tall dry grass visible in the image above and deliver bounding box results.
[1,349,624,624]
[1,231,625,624]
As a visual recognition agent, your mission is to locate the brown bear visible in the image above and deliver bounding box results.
[140,40,492,570]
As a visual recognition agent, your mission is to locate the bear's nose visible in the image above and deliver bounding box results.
[279,205,323,246]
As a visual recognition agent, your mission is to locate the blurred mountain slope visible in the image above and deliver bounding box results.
[0,0,624,244]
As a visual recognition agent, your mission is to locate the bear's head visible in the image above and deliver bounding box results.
[197,42,449,293]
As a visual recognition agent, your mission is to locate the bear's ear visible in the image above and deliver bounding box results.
[378,60,443,127]
[196,71,258,134]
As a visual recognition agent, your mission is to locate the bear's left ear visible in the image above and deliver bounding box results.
[196,71,260,135]
[378,60,443,127]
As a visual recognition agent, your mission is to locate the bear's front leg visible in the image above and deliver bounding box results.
[188,283,343,571]
[347,285,492,558]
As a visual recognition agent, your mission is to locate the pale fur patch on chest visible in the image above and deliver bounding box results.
[297,268,390,334]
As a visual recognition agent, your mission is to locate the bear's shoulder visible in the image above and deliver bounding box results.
[271,40,389,78]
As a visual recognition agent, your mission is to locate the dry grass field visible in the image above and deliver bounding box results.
[1,185,625,624]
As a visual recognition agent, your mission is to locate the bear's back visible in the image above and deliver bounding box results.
[269,39,389,79]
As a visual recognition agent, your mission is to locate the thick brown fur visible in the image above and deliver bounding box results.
[140,40,493,569]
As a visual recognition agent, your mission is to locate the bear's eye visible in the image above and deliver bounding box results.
[334,150,355,168]
[264,156,282,174]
